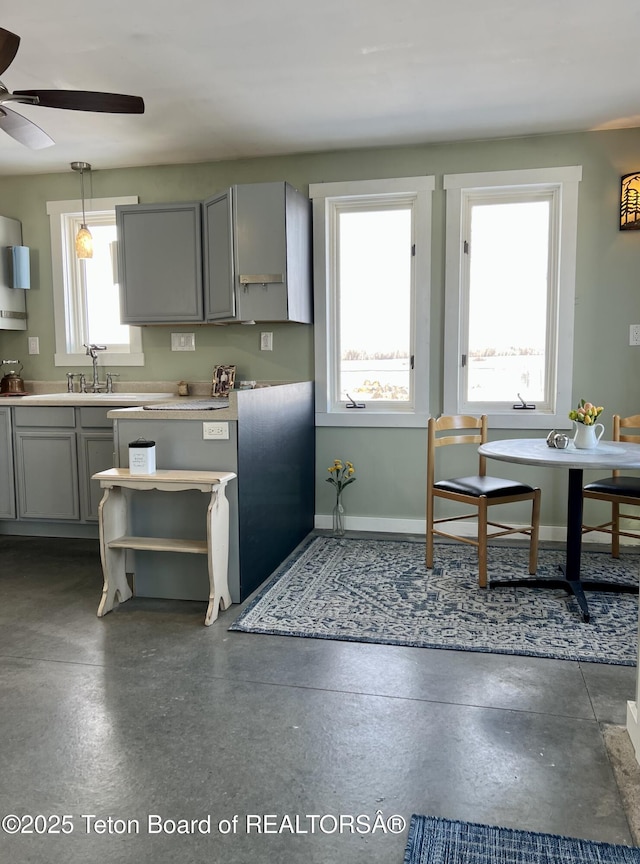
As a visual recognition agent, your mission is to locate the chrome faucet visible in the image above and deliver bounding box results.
[83,344,107,392]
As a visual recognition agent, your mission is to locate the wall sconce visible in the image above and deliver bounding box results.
[8,245,30,289]
[620,172,640,230]
[70,161,93,257]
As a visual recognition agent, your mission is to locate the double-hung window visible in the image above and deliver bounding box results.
[47,195,143,367]
[310,177,434,427]
[443,166,582,428]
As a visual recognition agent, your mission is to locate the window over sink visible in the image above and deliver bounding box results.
[47,195,144,367]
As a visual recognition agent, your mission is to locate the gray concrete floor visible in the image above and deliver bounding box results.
[0,534,637,864]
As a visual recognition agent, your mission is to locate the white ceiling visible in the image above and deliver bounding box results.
[0,1,638,177]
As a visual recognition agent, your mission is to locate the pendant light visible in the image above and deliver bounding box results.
[70,161,93,258]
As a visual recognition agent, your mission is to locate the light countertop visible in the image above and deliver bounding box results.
[108,397,238,421]
[0,381,306,420]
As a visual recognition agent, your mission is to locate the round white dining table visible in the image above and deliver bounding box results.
[478,437,640,621]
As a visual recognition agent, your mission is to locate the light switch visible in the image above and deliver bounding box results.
[260,332,273,351]
[171,332,196,351]
[28,336,39,354]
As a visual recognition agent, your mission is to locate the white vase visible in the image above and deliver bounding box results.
[573,420,604,449]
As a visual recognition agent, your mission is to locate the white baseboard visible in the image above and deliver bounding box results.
[313,515,636,545]
[627,701,640,767]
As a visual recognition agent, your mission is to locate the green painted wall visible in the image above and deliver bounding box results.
[0,127,638,527]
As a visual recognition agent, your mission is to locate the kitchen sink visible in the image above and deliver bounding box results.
[16,392,175,405]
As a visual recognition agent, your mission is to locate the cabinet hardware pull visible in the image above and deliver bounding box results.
[239,274,283,285]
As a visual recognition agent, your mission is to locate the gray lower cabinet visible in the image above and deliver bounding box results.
[0,407,16,519]
[117,181,311,325]
[15,429,80,520]
[12,406,118,524]
[78,432,115,521]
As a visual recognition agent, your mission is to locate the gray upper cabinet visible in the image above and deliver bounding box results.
[117,182,311,326]
[116,202,203,324]
[204,181,312,324]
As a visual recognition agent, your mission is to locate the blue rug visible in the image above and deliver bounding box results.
[230,536,639,665]
[404,815,640,864]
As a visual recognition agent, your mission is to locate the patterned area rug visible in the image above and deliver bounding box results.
[230,536,639,665]
[403,815,640,864]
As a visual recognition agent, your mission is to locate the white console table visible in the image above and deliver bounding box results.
[92,468,236,626]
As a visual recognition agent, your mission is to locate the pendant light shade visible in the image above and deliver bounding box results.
[75,226,93,258]
[71,161,93,258]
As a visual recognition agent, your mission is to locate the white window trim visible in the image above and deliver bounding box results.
[310,176,435,428]
[442,166,582,430]
[47,195,143,367]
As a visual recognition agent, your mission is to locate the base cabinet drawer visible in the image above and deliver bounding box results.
[15,431,80,520]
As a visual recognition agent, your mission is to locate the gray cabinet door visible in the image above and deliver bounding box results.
[203,189,236,321]
[78,432,115,521]
[15,431,79,520]
[234,182,289,322]
[234,182,311,323]
[117,202,204,324]
[0,407,15,519]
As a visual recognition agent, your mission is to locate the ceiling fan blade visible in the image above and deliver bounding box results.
[13,89,144,114]
[0,105,54,149]
[0,28,20,76]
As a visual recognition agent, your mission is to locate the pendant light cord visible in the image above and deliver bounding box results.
[80,166,86,226]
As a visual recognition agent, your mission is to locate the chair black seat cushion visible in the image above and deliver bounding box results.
[434,475,535,498]
[584,475,640,498]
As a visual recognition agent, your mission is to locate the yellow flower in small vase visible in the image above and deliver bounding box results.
[326,459,356,535]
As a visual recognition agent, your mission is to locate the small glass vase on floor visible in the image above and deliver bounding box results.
[332,498,345,536]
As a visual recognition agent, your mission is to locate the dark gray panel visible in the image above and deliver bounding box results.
[236,381,314,598]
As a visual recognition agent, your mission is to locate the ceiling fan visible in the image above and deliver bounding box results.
[0,25,144,150]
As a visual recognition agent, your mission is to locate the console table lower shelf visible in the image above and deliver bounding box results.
[92,468,237,626]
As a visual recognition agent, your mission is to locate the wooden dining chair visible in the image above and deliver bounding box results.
[582,414,640,557]
[426,415,541,587]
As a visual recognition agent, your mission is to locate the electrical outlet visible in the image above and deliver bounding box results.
[260,331,273,351]
[203,421,229,440]
[630,325,640,346]
[28,336,39,355]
